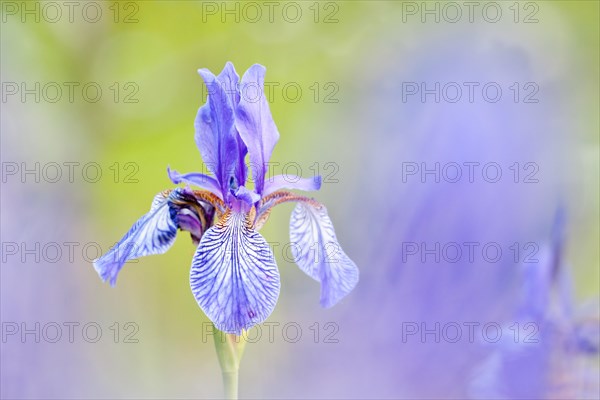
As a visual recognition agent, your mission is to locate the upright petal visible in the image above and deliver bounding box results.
[235,64,280,196]
[190,211,280,334]
[195,68,245,199]
[217,62,248,186]
[289,202,359,308]
[217,62,241,109]
[93,191,178,286]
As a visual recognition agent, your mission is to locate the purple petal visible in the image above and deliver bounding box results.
[93,191,178,286]
[518,244,553,319]
[235,64,280,196]
[234,185,261,204]
[167,166,223,199]
[263,174,322,196]
[196,68,246,198]
[190,212,280,334]
[176,209,204,245]
[469,334,549,399]
[217,62,248,186]
[217,61,241,108]
[289,202,359,308]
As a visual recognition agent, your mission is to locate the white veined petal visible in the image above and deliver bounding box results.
[190,212,280,334]
[93,192,178,286]
[289,203,359,308]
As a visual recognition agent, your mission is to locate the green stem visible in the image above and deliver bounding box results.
[222,370,239,400]
[212,324,246,400]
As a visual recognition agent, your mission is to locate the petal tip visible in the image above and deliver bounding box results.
[197,68,216,85]
[93,258,118,287]
[319,267,359,308]
[222,61,238,74]
[250,63,266,73]
[314,175,323,190]
[167,166,181,184]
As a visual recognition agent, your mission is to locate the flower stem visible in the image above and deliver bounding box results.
[221,370,239,400]
[212,324,246,400]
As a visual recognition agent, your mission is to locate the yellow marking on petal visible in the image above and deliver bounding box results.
[260,190,321,208]
[193,190,226,218]
[216,209,232,228]
[253,190,322,230]
[253,208,272,231]
[247,206,257,229]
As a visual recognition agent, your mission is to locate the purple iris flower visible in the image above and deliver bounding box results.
[93,62,359,334]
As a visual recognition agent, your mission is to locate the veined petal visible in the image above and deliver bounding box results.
[263,174,322,197]
[167,166,222,199]
[196,68,245,198]
[289,203,359,308]
[235,64,279,196]
[93,191,178,286]
[190,212,280,334]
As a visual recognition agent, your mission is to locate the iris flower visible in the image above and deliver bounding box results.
[93,62,359,334]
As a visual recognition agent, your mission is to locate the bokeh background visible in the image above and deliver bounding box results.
[1,1,598,399]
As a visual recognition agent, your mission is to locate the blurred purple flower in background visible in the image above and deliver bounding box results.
[269,28,598,399]
[469,208,599,398]
[93,63,359,334]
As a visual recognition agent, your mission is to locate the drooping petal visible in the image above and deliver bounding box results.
[289,202,359,308]
[167,166,222,199]
[190,212,280,334]
[235,64,280,196]
[263,174,322,197]
[93,191,178,286]
[195,68,246,198]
